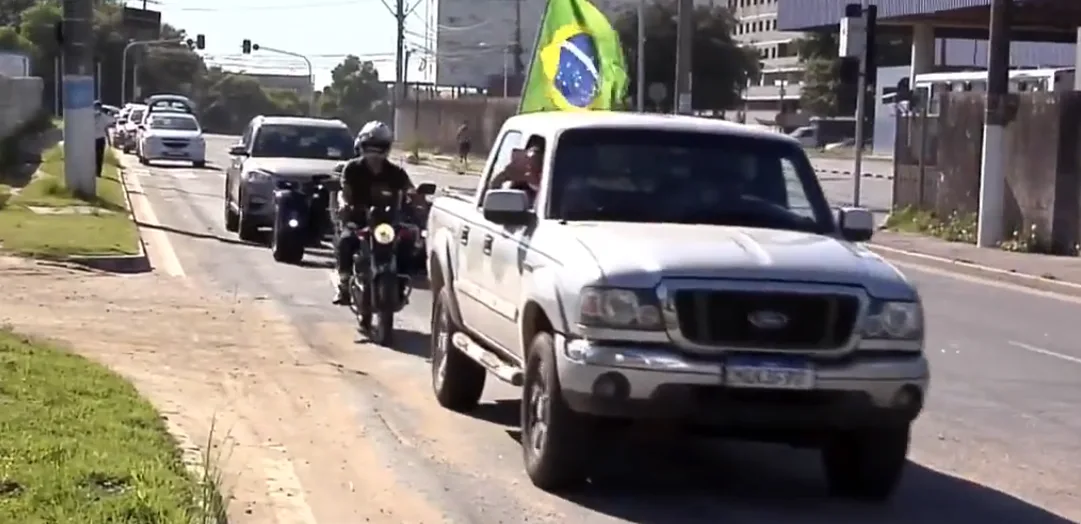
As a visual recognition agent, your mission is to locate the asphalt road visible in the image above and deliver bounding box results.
[128,134,1079,523]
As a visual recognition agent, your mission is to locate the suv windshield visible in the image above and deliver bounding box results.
[149,115,199,131]
[547,128,836,234]
[251,124,352,160]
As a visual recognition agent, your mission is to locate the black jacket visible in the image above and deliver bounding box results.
[339,158,414,215]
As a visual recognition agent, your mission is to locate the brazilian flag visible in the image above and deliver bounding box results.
[518,0,629,113]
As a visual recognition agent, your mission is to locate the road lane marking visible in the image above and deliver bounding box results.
[1008,340,1081,365]
[125,166,187,277]
[887,258,1081,306]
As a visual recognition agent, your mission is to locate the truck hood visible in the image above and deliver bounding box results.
[245,158,342,177]
[564,222,916,300]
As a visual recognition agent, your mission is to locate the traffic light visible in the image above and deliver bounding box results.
[242,39,251,54]
[195,34,205,50]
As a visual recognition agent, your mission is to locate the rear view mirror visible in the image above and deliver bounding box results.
[837,206,874,242]
[482,189,532,226]
[228,145,247,156]
[416,182,436,195]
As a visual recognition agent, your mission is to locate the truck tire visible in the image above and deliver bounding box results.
[822,425,910,501]
[521,332,595,491]
[430,287,485,411]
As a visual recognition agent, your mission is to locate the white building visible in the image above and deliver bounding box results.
[727,0,805,124]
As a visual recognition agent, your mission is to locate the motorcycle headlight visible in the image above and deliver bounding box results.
[372,223,395,244]
[578,287,663,331]
[860,300,922,340]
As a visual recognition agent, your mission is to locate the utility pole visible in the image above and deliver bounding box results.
[673,0,693,114]
[61,0,95,198]
[513,0,524,76]
[977,0,1012,247]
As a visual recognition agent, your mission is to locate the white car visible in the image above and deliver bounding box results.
[137,112,206,167]
[119,104,146,153]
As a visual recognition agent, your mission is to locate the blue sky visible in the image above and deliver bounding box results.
[133,0,436,88]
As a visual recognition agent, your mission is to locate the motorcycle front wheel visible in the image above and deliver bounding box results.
[371,273,397,346]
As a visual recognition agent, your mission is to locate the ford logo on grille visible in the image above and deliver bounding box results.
[747,310,789,330]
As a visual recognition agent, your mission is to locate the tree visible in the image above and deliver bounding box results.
[0,0,37,27]
[796,30,911,117]
[613,1,758,112]
[0,25,31,54]
[318,55,389,131]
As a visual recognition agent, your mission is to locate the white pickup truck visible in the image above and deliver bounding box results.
[424,112,928,499]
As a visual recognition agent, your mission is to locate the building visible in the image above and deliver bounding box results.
[238,72,314,101]
[728,0,804,110]
[432,0,714,91]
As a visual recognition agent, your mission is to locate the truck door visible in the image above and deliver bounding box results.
[455,130,522,336]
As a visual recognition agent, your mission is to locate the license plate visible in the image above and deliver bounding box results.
[163,151,188,157]
[724,355,814,390]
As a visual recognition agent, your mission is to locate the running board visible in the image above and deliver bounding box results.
[451,332,523,386]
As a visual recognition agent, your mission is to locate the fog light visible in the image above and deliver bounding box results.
[591,372,629,400]
[891,385,923,411]
[287,218,299,228]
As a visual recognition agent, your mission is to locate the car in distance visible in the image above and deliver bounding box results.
[223,116,353,242]
[425,111,927,500]
[118,104,146,153]
[136,112,206,167]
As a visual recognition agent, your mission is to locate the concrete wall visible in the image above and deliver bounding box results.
[892,91,1081,255]
[395,97,518,155]
[0,75,45,141]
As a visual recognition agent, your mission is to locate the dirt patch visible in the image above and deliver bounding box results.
[0,256,448,524]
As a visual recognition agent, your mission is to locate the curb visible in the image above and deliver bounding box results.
[814,168,893,180]
[868,242,1081,298]
[65,150,152,274]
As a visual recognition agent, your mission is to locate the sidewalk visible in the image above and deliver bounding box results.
[870,230,1081,291]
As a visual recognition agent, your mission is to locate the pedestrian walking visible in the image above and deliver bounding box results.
[93,101,114,178]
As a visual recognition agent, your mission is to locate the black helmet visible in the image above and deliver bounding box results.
[354,120,393,154]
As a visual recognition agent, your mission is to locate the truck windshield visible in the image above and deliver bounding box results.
[547,128,836,234]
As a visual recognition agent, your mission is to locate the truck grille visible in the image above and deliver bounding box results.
[673,290,859,350]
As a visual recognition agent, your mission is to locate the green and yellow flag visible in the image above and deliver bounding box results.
[518,0,629,113]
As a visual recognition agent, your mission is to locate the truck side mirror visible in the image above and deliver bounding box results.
[482,189,532,226]
[416,182,436,195]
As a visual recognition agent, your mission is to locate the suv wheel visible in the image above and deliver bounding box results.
[223,186,239,232]
[430,287,485,411]
[237,191,261,242]
[822,425,910,501]
[521,332,595,491]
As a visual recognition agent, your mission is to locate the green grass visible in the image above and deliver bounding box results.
[0,146,139,257]
[0,328,226,524]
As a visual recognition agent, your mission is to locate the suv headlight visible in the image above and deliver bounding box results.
[245,170,271,182]
[860,300,922,340]
[578,287,663,331]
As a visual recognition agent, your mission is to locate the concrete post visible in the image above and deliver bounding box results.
[909,23,935,81]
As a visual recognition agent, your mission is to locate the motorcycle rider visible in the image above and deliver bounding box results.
[333,121,416,305]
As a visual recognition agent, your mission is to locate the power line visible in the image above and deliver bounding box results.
[143,0,372,12]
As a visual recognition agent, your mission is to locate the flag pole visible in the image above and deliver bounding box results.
[516,0,552,114]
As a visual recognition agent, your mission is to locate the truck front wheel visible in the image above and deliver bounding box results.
[430,287,485,411]
[822,425,910,501]
[521,332,595,492]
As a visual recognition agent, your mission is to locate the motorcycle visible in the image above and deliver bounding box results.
[347,183,436,345]
[270,174,338,264]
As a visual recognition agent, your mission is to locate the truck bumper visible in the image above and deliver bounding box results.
[554,335,928,436]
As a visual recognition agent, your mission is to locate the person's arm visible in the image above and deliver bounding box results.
[397,166,415,191]
[488,167,521,188]
[338,161,355,206]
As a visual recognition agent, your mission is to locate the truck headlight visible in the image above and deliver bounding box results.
[860,300,922,340]
[579,287,663,331]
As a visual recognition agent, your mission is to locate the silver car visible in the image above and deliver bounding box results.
[223,116,352,241]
